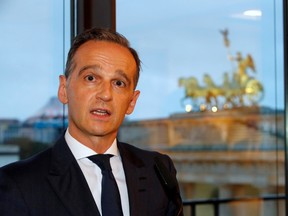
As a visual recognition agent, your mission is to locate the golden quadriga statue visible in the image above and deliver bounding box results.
[179,29,264,111]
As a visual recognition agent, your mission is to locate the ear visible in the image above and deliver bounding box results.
[58,75,68,104]
[126,90,140,115]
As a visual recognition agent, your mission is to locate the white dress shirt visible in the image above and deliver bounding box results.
[65,129,130,216]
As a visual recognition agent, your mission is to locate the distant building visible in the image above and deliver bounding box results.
[119,106,285,215]
[0,97,67,145]
[22,97,67,143]
[0,119,21,144]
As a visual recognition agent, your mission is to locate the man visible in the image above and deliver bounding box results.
[0,28,183,216]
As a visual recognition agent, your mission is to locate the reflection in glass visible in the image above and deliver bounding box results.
[117,0,284,215]
[0,0,70,164]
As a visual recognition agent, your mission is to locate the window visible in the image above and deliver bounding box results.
[117,0,285,215]
[0,0,70,164]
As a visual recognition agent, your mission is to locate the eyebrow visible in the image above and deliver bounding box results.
[78,65,101,76]
[78,64,132,86]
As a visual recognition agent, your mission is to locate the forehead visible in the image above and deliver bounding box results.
[74,40,135,66]
[70,40,137,80]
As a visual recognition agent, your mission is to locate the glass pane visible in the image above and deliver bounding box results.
[0,0,70,165]
[117,0,285,215]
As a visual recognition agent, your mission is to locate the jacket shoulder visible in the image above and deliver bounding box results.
[118,141,168,157]
[118,141,174,170]
[0,147,52,180]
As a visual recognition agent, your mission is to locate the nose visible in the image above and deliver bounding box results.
[96,82,112,101]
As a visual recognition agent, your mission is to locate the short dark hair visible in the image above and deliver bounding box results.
[65,28,141,87]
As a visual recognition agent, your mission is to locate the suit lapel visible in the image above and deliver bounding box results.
[118,142,149,216]
[47,135,100,216]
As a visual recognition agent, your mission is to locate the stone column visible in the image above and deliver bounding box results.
[219,184,261,216]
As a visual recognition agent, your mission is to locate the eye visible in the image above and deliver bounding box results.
[85,75,95,81]
[114,80,126,87]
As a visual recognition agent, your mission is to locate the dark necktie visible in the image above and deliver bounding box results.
[88,154,124,216]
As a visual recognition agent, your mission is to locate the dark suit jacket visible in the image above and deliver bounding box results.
[0,135,183,216]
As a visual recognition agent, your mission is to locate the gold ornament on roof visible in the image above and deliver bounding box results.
[179,29,264,111]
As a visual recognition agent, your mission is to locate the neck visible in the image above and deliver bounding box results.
[86,137,115,153]
[68,128,116,154]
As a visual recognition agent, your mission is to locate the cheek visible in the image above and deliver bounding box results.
[68,85,90,101]
[67,88,89,111]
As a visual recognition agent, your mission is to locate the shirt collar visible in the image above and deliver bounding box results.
[65,129,119,160]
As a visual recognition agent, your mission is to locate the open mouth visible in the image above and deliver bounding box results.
[90,109,111,116]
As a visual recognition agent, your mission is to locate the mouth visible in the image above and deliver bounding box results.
[90,108,111,116]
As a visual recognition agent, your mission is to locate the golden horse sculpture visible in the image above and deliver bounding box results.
[178,76,215,107]
[179,53,264,109]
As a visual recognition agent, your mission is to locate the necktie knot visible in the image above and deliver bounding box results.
[88,154,113,172]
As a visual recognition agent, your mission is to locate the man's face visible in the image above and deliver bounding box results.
[58,40,140,142]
